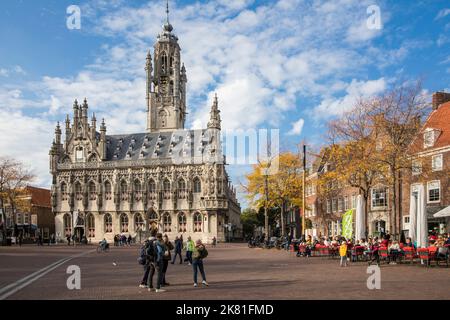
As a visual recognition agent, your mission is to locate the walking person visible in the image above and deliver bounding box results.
[192,239,209,287]
[339,240,348,267]
[67,234,71,246]
[148,233,166,293]
[161,234,174,286]
[212,236,217,247]
[171,236,183,264]
[185,236,195,265]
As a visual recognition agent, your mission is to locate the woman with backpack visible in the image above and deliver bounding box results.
[192,239,209,287]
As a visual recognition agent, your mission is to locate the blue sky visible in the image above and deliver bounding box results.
[0,0,449,208]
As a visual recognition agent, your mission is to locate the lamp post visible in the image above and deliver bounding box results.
[302,144,306,240]
[263,167,269,243]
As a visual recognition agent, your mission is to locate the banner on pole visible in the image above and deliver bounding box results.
[342,209,353,239]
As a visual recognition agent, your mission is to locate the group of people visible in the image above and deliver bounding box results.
[138,231,210,293]
[114,234,133,246]
[292,233,450,267]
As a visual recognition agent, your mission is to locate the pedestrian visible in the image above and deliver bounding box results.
[212,236,217,247]
[192,239,209,287]
[161,234,174,286]
[128,235,132,246]
[148,233,166,293]
[171,236,183,264]
[67,234,71,246]
[339,240,348,267]
[139,231,156,288]
[18,232,23,247]
[185,236,195,265]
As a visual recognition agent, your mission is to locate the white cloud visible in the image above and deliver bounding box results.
[435,8,450,20]
[311,78,387,119]
[287,118,304,136]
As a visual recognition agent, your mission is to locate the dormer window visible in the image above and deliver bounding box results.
[423,129,439,148]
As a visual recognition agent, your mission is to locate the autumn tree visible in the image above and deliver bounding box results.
[0,157,35,242]
[243,152,303,237]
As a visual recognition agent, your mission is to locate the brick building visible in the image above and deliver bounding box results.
[401,92,450,236]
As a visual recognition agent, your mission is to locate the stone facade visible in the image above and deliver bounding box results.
[49,12,241,244]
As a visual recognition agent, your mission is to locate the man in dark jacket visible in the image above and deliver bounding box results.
[148,233,166,293]
[192,239,209,287]
[171,236,183,264]
[139,230,156,289]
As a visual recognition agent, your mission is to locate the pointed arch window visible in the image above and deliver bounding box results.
[104,181,112,200]
[61,182,68,200]
[120,213,129,233]
[104,213,113,233]
[75,182,83,201]
[163,179,171,199]
[178,178,187,199]
[194,212,203,232]
[193,177,201,194]
[120,180,128,201]
[134,213,144,231]
[161,52,168,74]
[89,181,97,200]
[134,179,142,201]
[159,110,168,128]
[163,213,172,232]
[148,179,157,200]
[178,213,187,232]
[87,213,95,238]
[63,213,72,236]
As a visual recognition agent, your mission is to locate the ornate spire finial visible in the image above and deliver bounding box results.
[166,0,170,23]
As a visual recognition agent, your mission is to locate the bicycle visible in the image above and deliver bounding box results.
[96,243,110,253]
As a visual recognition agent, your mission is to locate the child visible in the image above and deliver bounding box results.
[339,240,348,267]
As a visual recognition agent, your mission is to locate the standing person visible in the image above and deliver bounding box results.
[192,239,209,287]
[212,236,217,247]
[18,232,23,247]
[185,236,195,265]
[139,230,157,288]
[171,236,183,264]
[339,240,348,267]
[148,233,166,293]
[161,234,174,286]
[67,234,71,246]
[128,235,132,246]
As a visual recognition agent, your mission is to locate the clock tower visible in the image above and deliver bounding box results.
[146,1,187,132]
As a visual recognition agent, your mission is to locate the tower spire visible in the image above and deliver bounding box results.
[166,0,170,24]
[208,93,221,130]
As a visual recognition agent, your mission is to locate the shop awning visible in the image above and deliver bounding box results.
[433,206,450,218]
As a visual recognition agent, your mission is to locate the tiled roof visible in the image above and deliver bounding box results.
[25,186,51,208]
[409,101,450,154]
[105,129,209,161]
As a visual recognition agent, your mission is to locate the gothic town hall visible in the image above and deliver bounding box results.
[49,12,242,244]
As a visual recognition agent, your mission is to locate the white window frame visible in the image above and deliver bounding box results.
[427,180,440,203]
[371,186,388,209]
[431,154,443,172]
[423,130,434,148]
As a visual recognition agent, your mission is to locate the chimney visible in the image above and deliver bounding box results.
[432,91,450,110]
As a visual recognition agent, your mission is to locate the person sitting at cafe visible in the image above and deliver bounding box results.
[445,234,450,245]
[404,237,415,249]
[388,240,401,264]
[436,239,449,260]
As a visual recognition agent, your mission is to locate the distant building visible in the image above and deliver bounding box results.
[2,186,54,242]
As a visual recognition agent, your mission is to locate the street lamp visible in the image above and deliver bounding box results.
[262,167,269,243]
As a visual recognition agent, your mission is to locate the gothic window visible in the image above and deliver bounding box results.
[163,213,172,232]
[120,213,129,233]
[134,213,144,231]
[89,181,96,200]
[148,179,156,200]
[75,147,84,163]
[61,182,68,201]
[63,213,72,236]
[134,179,142,201]
[178,213,186,233]
[193,177,201,193]
[104,213,113,233]
[194,212,202,232]
[178,178,187,199]
[75,182,83,201]
[149,211,158,221]
[104,181,112,200]
[159,110,168,128]
[87,213,95,238]
[163,178,171,199]
[161,52,168,74]
[120,180,128,201]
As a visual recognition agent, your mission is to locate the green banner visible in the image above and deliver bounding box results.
[342,209,353,239]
